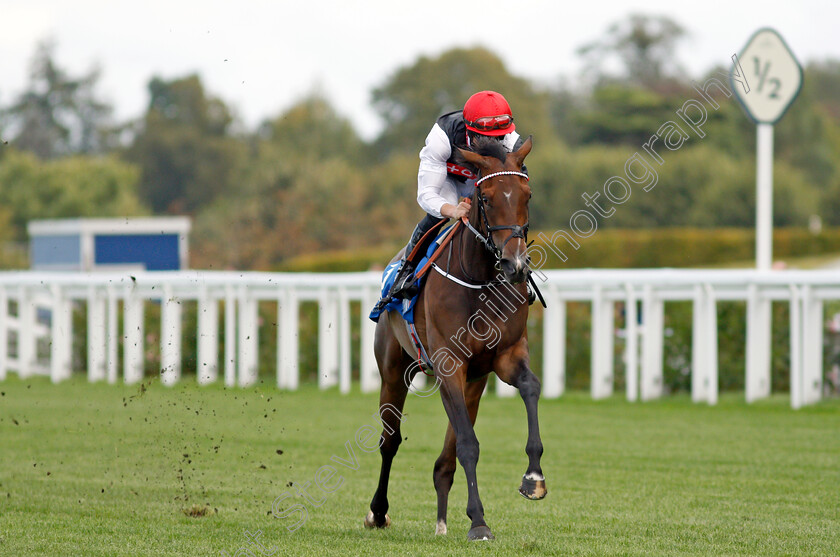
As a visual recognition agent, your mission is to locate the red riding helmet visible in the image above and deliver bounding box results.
[463,91,515,137]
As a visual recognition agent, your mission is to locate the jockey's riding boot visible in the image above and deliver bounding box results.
[389,221,429,300]
[371,222,428,314]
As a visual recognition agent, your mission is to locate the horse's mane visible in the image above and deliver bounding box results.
[457,136,509,208]
[468,135,507,163]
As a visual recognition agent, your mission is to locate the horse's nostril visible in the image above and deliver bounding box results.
[500,257,529,284]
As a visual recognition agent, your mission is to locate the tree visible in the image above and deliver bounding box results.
[127,75,245,214]
[573,85,678,145]
[0,203,26,269]
[804,59,840,121]
[577,14,688,90]
[771,62,840,188]
[0,149,147,240]
[190,92,432,270]
[548,80,585,146]
[371,47,556,156]
[256,93,367,163]
[2,39,114,158]
[192,156,377,270]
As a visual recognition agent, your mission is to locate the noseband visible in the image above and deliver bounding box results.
[463,170,530,266]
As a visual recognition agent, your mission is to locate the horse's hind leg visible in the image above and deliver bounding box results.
[433,376,487,536]
[365,323,416,529]
[432,425,456,535]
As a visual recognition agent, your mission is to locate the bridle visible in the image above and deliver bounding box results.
[434,165,546,306]
[430,160,546,306]
[461,170,530,269]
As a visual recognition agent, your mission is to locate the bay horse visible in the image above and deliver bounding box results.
[365,136,546,540]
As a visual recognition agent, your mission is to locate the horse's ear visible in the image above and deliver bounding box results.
[456,147,491,171]
[511,136,533,168]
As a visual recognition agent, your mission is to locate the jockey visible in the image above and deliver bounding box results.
[373,90,527,313]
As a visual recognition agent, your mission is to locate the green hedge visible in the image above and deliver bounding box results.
[277,244,401,273]
[278,227,840,272]
[531,227,840,269]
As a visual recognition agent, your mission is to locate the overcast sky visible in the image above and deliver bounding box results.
[1,0,837,139]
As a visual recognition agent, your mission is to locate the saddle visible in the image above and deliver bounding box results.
[368,221,461,324]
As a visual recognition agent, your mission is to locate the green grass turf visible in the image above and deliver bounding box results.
[0,376,838,556]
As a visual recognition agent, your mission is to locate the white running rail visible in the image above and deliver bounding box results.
[0,269,837,409]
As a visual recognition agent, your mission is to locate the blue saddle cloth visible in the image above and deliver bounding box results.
[368,225,453,324]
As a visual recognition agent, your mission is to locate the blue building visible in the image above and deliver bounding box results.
[27,217,191,272]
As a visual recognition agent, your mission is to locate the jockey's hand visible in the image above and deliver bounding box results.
[441,198,471,220]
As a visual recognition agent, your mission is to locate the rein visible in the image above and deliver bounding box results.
[450,167,546,308]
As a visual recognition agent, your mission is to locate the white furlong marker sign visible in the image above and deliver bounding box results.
[732,28,803,272]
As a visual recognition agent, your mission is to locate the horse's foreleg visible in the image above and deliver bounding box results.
[432,376,486,536]
[438,374,493,540]
[495,341,546,500]
[516,366,546,499]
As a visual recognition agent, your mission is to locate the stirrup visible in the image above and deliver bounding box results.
[391,261,418,300]
[393,279,418,300]
[373,260,416,313]
[372,295,392,314]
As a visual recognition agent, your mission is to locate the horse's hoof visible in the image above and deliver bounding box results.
[467,525,495,541]
[435,519,447,536]
[364,510,391,529]
[519,473,547,500]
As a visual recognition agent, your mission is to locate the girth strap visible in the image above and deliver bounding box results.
[405,322,435,376]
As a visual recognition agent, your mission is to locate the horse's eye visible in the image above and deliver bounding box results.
[481,194,490,205]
